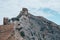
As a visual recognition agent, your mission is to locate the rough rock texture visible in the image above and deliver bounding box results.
[0,8,60,40]
[13,8,60,40]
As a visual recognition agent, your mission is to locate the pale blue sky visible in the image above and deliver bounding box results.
[0,0,60,25]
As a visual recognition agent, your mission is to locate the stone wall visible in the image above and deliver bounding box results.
[0,24,14,40]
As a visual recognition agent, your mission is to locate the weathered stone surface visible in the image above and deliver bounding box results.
[14,8,60,40]
[0,8,60,40]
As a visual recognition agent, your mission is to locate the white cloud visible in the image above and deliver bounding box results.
[0,0,60,24]
[29,9,54,18]
[17,0,60,14]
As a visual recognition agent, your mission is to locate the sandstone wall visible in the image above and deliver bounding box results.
[0,24,14,40]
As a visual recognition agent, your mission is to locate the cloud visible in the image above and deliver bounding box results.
[0,0,19,24]
[19,0,60,8]
[17,0,60,14]
[0,0,60,24]
[0,0,60,16]
[29,8,54,18]
[38,8,60,15]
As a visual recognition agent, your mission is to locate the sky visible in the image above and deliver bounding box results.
[0,0,60,25]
